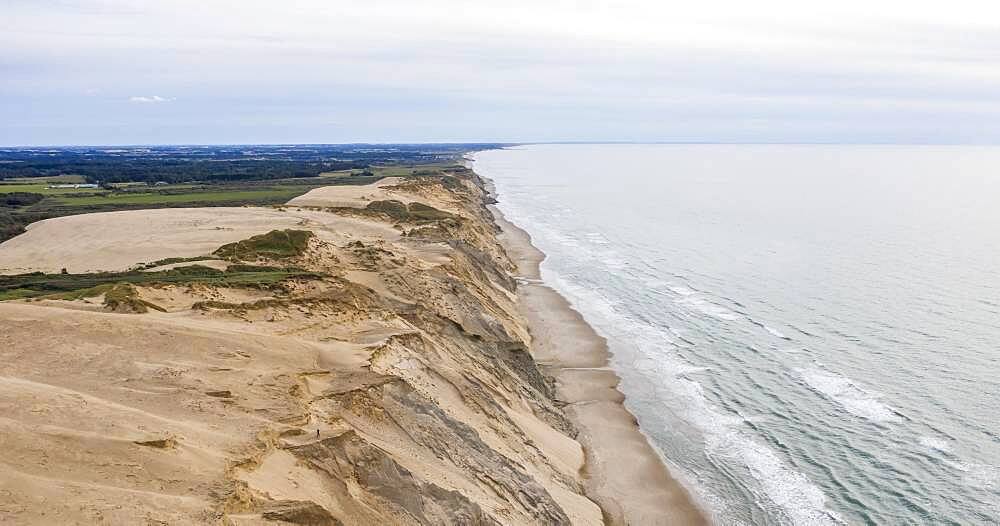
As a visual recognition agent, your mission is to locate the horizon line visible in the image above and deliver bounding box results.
[3,141,1000,149]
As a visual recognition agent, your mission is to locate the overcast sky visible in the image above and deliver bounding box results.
[4,0,1000,145]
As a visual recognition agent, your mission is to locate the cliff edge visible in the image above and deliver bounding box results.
[0,168,604,525]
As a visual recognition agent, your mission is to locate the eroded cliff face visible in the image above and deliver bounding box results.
[0,169,603,525]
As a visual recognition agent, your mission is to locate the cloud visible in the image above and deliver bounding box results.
[5,0,1000,144]
[128,95,173,103]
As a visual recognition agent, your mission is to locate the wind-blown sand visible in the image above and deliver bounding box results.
[491,207,710,525]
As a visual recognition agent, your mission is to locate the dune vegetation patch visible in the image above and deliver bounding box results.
[364,200,455,222]
[132,255,221,271]
[0,264,322,302]
[214,229,314,260]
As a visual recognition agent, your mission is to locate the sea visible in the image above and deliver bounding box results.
[472,144,1000,525]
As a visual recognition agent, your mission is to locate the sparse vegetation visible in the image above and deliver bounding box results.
[102,283,166,313]
[0,264,322,301]
[364,200,455,222]
[0,157,482,243]
[214,229,314,260]
[132,255,220,270]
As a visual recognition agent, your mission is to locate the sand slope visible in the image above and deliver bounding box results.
[0,172,611,525]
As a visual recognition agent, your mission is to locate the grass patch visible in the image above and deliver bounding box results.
[364,200,455,222]
[0,264,321,301]
[0,177,385,243]
[1,174,86,184]
[42,283,164,312]
[50,188,309,206]
[104,283,166,313]
[214,230,314,260]
[371,163,462,178]
[133,255,220,270]
[0,183,101,195]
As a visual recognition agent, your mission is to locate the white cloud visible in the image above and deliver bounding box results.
[128,95,172,103]
[5,0,1000,143]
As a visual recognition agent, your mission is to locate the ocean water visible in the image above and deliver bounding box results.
[472,145,1000,525]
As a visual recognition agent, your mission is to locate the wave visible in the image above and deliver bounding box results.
[920,436,999,490]
[677,295,741,321]
[709,428,847,526]
[669,285,699,296]
[542,269,844,526]
[584,232,610,245]
[764,325,790,339]
[669,326,697,346]
[918,435,952,453]
[749,318,793,340]
[800,366,902,424]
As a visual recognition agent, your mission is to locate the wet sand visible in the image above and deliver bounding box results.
[491,207,710,525]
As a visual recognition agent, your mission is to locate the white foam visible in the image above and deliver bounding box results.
[918,435,951,453]
[800,367,901,424]
[541,268,844,526]
[679,296,741,321]
[709,428,846,525]
[669,285,698,296]
[764,325,791,340]
[648,358,845,525]
[600,255,628,270]
[964,464,999,490]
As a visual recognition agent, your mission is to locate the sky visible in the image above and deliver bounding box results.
[4,0,1000,145]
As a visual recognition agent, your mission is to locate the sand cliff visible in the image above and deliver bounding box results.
[0,168,704,525]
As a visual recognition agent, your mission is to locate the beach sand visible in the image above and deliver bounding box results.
[491,207,710,525]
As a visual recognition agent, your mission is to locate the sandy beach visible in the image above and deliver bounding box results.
[490,204,709,525]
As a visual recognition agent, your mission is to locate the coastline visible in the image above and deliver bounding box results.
[1,162,707,524]
[487,197,709,525]
[0,168,609,525]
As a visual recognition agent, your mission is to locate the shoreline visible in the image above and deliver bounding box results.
[487,199,709,525]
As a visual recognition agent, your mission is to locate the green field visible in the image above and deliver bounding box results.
[0,164,467,243]
[50,187,310,206]
[0,182,102,195]
[0,174,86,184]
[371,163,458,178]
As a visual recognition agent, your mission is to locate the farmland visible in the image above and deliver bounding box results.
[0,143,502,242]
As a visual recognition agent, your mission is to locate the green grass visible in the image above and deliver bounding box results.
[214,230,314,260]
[0,264,323,301]
[133,255,220,270]
[371,163,461,178]
[317,169,361,178]
[364,200,455,222]
[1,175,86,184]
[50,187,308,206]
[0,183,100,195]
[0,170,395,243]
[103,283,167,313]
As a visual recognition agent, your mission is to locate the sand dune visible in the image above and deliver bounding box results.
[0,171,705,524]
[0,207,405,274]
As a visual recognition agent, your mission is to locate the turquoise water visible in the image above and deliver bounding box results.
[473,145,1000,525]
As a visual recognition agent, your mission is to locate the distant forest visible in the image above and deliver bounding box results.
[0,144,506,184]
